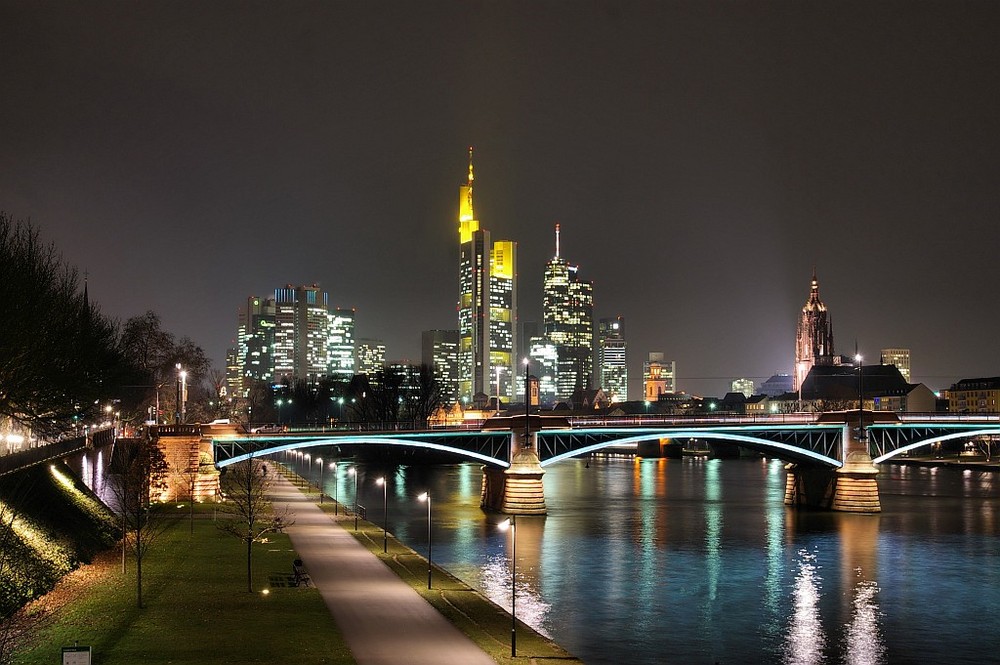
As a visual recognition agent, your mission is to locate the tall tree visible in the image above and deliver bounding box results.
[217,455,293,592]
[0,213,123,437]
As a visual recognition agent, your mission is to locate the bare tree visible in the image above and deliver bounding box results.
[217,454,293,592]
[110,436,172,608]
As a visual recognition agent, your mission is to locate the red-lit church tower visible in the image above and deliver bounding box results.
[794,270,835,391]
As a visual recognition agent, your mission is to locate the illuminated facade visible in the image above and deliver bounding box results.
[598,316,627,402]
[946,377,1000,414]
[356,338,386,377]
[456,148,517,401]
[328,308,356,380]
[731,378,755,398]
[543,224,594,400]
[528,337,560,404]
[273,285,330,384]
[643,352,676,400]
[237,295,277,394]
[881,348,911,382]
[422,329,460,405]
[794,270,835,391]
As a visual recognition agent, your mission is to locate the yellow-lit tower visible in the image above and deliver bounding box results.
[458,148,490,401]
[456,148,518,404]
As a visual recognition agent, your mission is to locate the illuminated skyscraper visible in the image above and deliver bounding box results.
[422,329,460,405]
[794,270,835,391]
[456,148,517,401]
[543,224,594,400]
[356,338,386,377]
[237,295,276,393]
[328,308,355,380]
[731,378,755,398]
[881,348,911,382]
[273,285,330,384]
[598,316,627,402]
[528,337,560,404]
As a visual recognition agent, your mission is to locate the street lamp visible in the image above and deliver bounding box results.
[317,457,324,502]
[331,462,338,514]
[522,358,530,452]
[855,353,865,440]
[375,476,388,553]
[180,370,187,423]
[304,453,311,486]
[348,466,359,530]
[498,515,518,657]
[175,363,183,424]
[417,492,432,589]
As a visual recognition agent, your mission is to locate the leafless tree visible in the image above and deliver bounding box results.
[110,436,172,608]
[217,453,293,592]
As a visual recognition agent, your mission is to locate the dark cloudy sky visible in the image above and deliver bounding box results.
[2,1,998,397]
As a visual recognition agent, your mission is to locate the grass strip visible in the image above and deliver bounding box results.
[14,503,354,665]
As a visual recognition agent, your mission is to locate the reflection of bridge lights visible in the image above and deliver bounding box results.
[480,553,551,639]
[785,549,825,664]
[844,570,884,665]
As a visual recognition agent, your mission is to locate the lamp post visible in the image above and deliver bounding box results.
[418,492,432,588]
[331,462,338,514]
[304,453,311,487]
[498,515,517,657]
[276,398,284,425]
[855,353,865,440]
[349,466,359,530]
[180,370,187,424]
[317,457,324,502]
[175,363,183,424]
[375,476,388,553]
[522,358,530,452]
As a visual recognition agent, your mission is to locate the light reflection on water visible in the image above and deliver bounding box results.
[785,549,825,665]
[309,455,999,665]
[844,570,885,665]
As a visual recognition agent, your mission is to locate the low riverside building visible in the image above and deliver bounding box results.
[945,377,1000,414]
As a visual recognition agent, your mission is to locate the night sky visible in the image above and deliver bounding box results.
[2,1,998,397]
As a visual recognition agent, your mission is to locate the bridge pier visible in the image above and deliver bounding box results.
[784,427,880,513]
[480,429,547,515]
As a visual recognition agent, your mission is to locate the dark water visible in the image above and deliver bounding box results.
[306,455,999,665]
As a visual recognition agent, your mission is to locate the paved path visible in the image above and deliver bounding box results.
[268,474,496,665]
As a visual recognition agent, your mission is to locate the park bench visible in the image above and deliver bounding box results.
[292,559,311,587]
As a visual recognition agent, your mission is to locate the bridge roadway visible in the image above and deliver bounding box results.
[211,412,1000,470]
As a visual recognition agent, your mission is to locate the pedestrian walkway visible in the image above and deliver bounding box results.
[268,474,496,665]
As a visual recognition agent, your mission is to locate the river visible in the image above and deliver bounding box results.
[306,455,999,664]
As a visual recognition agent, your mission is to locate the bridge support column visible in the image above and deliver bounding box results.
[481,449,547,515]
[784,428,881,513]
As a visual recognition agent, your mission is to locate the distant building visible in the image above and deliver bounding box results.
[543,224,594,400]
[643,352,676,400]
[946,377,1000,414]
[881,348,911,382]
[527,337,559,404]
[759,373,793,397]
[273,284,330,384]
[328,308,356,381]
[798,363,936,413]
[356,338,386,377]
[731,378,755,398]
[794,270,835,391]
[422,329,460,405]
[598,316,628,402]
[237,295,277,393]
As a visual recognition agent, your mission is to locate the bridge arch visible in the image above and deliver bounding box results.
[871,428,1000,464]
[213,433,512,469]
[537,428,843,468]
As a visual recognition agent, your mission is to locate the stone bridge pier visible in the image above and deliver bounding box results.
[784,425,881,513]
[481,420,547,515]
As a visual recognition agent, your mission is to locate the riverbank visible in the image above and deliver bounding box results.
[13,466,580,665]
[886,453,1000,471]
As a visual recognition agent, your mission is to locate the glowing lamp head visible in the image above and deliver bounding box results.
[376,477,385,487]
[497,518,511,532]
[418,492,428,502]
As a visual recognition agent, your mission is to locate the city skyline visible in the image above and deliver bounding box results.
[3,3,999,396]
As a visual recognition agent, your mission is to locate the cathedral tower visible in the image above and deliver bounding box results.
[794,270,835,391]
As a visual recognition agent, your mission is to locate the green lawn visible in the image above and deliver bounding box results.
[15,505,353,665]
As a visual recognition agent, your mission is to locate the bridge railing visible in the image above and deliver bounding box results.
[565,413,821,428]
